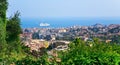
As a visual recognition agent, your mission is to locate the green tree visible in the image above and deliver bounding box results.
[6,11,22,42]
[60,38,120,65]
[0,0,8,59]
[5,12,25,59]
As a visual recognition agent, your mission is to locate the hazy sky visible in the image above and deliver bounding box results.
[7,0,120,18]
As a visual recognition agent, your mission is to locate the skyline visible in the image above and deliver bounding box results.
[7,0,120,18]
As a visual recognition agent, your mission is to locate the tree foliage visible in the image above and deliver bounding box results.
[0,0,8,59]
[6,11,22,42]
[60,38,120,65]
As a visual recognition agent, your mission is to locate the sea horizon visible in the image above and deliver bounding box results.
[21,17,120,28]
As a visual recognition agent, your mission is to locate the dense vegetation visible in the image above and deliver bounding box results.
[0,0,27,64]
[0,0,120,65]
[0,0,8,58]
[60,38,120,65]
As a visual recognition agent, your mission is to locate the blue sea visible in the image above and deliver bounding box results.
[21,18,120,28]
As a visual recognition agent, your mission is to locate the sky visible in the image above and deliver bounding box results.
[7,0,120,18]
